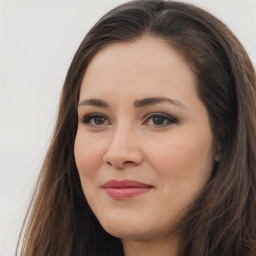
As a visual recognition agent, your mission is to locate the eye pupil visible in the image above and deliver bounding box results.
[94,117,106,125]
[153,116,165,125]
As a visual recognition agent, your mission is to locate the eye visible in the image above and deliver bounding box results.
[81,113,111,127]
[143,112,177,127]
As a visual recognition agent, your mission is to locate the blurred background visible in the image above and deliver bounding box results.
[1,0,255,255]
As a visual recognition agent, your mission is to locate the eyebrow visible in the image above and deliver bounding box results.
[78,98,109,107]
[134,97,187,109]
[78,97,187,109]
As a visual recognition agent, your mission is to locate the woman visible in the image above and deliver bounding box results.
[17,0,256,255]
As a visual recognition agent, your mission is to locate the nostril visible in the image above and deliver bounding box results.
[103,151,143,168]
[123,161,135,165]
[106,161,112,166]
[104,160,136,168]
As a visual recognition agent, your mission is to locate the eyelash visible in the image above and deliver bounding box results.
[80,112,177,128]
[143,112,177,127]
[81,113,110,127]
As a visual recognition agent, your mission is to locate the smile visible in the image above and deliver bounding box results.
[102,179,154,199]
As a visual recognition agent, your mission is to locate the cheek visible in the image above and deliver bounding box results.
[146,131,213,193]
[74,130,105,181]
[74,131,107,212]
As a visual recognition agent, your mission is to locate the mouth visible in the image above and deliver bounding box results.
[102,179,154,199]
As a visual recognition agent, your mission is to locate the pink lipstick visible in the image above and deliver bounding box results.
[102,179,154,199]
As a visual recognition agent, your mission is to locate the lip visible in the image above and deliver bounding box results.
[102,179,154,199]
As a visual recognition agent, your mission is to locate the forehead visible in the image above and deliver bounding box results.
[80,36,196,101]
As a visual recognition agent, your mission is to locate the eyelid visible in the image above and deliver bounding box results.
[142,112,178,126]
[79,111,178,128]
[80,112,112,126]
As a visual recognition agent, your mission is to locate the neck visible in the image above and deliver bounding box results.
[122,236,179,256]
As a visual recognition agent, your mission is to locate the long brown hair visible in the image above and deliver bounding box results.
[17,1,256,255]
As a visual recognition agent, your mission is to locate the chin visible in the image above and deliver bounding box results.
[98,214,150,239]
[105,226,151,241]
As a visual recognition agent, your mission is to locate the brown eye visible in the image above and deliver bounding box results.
[94,117,106,125]
[152,116,165,125]
[82,113,110,127]
[143,113,177,127]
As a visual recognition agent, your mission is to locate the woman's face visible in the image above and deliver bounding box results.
[74,36,215,243]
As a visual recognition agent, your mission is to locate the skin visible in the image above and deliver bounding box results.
[74,36,215,256]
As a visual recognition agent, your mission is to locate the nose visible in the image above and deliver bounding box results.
[103,125,144,169]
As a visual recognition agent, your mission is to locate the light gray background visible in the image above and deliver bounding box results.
[1,0,255,255]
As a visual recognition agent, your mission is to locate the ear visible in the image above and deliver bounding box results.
[214,142,222,161]
[215,154,221,162]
